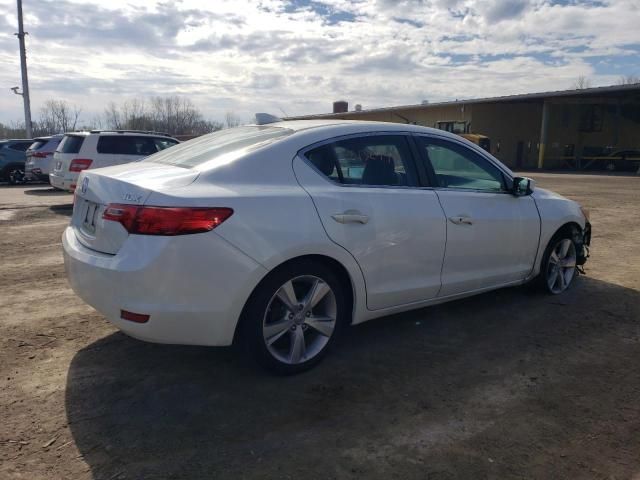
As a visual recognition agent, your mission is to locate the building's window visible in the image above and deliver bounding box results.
[579,105,604,132]
[306,135,416,187]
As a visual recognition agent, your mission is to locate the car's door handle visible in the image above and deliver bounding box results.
[332,210,369,224]
[448,215,473,225]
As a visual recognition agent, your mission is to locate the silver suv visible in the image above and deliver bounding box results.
[25,134,64,183]
[49,130,179,191]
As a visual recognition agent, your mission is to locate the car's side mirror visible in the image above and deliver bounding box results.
[512,176,535,196]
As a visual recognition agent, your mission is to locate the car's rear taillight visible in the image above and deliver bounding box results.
[102,204,233,236]
[32,151,51,158]
[69,159,93,172]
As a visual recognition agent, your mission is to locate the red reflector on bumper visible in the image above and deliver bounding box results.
[120,310,150,323]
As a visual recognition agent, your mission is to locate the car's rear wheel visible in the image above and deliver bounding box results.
[242,260,347,374]
[8,167,26,185]
[541,235,578,294]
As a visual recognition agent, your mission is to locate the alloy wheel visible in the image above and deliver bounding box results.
[8,168,25,185]
[262,275,337,365]
[546,238,577,294]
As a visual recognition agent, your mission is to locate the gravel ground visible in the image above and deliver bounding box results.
[0,173,639,480]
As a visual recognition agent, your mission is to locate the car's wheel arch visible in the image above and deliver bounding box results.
[232,253,358,345]
[535,221,583,272]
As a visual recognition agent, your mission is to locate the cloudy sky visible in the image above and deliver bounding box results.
[0,0,638,125]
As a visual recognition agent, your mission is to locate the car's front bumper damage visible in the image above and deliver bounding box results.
[577,222,591,266]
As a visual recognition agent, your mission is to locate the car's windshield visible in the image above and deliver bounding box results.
[144,126,293,168]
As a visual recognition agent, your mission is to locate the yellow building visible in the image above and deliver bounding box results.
[289,84,640,170]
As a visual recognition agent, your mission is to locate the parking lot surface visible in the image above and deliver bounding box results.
[1,173,639,479]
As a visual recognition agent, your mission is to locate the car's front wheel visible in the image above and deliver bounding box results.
[541,234,578,294]
[242,260,347,374]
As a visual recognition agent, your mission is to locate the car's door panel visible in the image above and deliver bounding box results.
[293,133,447,311]
[435,190,540,295]
[413,135,540,297]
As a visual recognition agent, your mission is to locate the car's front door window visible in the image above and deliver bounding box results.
[416,137,505,192]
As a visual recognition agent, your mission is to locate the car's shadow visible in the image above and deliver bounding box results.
[24,187,70,196]
[65,277,640,479]
[49,204,73,216]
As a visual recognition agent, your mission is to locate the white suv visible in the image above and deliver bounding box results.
[49,130,179,191]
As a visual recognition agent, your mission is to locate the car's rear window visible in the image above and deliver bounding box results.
[28,140,48,151]
[44,138,62,151]
[97,136,161,156]
[58,135,85,154]
[144,126,293,168]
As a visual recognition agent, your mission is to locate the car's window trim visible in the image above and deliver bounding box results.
[411,133,513,194]
[299,131,424,190]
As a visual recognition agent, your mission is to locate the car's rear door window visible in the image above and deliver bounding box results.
[97,136,159,156]
[305,135,418,187]
[58,135,85,154]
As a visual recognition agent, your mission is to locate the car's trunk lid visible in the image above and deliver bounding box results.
[71,162,199,254]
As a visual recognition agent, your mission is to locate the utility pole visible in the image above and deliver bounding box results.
[15,0,33,138]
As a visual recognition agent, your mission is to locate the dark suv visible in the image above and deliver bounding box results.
[0,139,34,184]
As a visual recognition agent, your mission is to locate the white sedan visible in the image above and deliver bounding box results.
[63,120,591,374]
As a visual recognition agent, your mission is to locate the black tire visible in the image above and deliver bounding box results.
[240,259,348,375]
[7,167,26,185]
[535,228,579,294]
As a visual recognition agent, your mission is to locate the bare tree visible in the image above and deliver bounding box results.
[572,75,592,90]
[39,100,81,134]
[224,112,242,129]
[617,75,640,85]
[103,96,223,136]
[0,121,28,138]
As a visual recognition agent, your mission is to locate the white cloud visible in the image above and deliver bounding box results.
[0,0,638,125]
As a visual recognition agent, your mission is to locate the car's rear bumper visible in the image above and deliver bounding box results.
[62,226,268,346]
[49,172,75,191]
[25,169,50,182]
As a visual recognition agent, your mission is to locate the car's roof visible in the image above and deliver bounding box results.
[254,119,463,140]
[64,132,91,137]
[3,138,34,142]
[87,130,176,139]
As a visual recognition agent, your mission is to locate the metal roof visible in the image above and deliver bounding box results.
[287,83,640,120]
